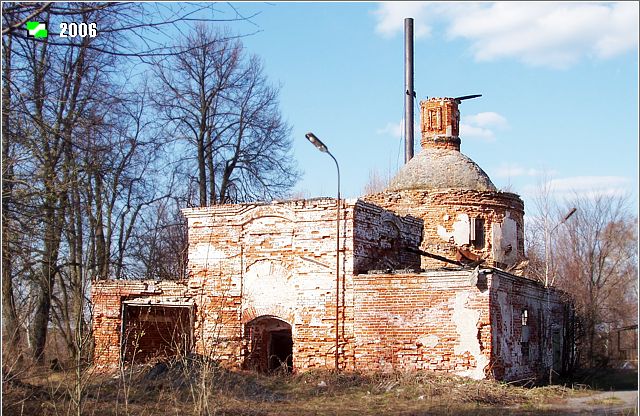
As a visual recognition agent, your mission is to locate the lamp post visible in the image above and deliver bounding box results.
[305,132,341,371]
[544,207,577,287]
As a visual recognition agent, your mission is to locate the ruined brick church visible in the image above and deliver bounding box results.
[92,97,572,381]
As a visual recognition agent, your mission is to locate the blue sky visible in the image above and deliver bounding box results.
[191,2,639,214]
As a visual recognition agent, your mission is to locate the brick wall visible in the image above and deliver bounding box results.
[92,196,569,382]
[91,280,190,367]
[352,202,422,273]
[351,269,570,381]
[488,270,570,381]
[181,198,344,368]
[353,270,491,379]
[180,198,421,370]
[364,189,525,270]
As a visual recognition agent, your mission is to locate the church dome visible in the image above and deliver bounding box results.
[388,97,496,192]
[388,147,496,192]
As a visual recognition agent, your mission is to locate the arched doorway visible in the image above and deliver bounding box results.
[243,316,293,373]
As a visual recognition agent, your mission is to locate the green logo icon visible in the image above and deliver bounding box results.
[26,21,48,39]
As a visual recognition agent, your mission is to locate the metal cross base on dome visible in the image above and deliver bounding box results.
[454,94,482,104]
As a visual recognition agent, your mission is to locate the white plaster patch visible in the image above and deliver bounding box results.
[467,267,479,287]
[412,301,450,322]
[380,311,409,327]
[437,213,470,245]
[452,291,489,380]
[416,334,439,348]
[491,211,518,265]
[243,260,296,321]
[189,243,226,266]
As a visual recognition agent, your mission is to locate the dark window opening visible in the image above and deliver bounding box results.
[470,218,485,249]
[521,341,530,364]
[121,304,193,364]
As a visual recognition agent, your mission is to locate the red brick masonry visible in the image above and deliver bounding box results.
[92,199,571,381]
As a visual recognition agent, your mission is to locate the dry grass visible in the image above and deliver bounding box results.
[585,396,626,406]
[2,361,634,416]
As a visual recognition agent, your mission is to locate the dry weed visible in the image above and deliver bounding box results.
[3,363,632,416]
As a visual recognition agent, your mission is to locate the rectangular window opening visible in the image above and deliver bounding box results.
[470,218,485,249]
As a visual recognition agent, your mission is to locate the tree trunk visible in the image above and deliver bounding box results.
[197,132,207,207]
[1,29,21,352]
[31,200,63,363]
[94,173,107,278]
[206,130,217,205]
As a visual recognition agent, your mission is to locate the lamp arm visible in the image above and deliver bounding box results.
[327,151,340,201]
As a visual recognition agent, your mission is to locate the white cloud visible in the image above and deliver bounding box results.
[376,119,420,139]
[447,2,638,68]
[493,164,553,179]
[523,176,632,200]
[459,124,496,141]
[372,2,638,69]
[372,2,435,38]
[465,112,508,128]
[460,111,508,142]
[376,120,403,138]
[549,176,631,198]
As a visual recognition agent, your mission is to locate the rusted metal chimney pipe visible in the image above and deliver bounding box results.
[404,17,415,164]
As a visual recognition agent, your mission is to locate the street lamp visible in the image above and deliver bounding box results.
[305,132,341,371]
[544,207,577,287]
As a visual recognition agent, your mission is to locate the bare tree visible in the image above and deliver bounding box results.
[153,25,299,207]
[132,198,188,281]
[524,172,560,286]
[2,5,22,355]
[524,174,637,367]
[2,2,189,364]
[2,2,260,58]
[2,1,281,375]
[363,168,390,195]
[554,194,637,367]
[5,4,107,363]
